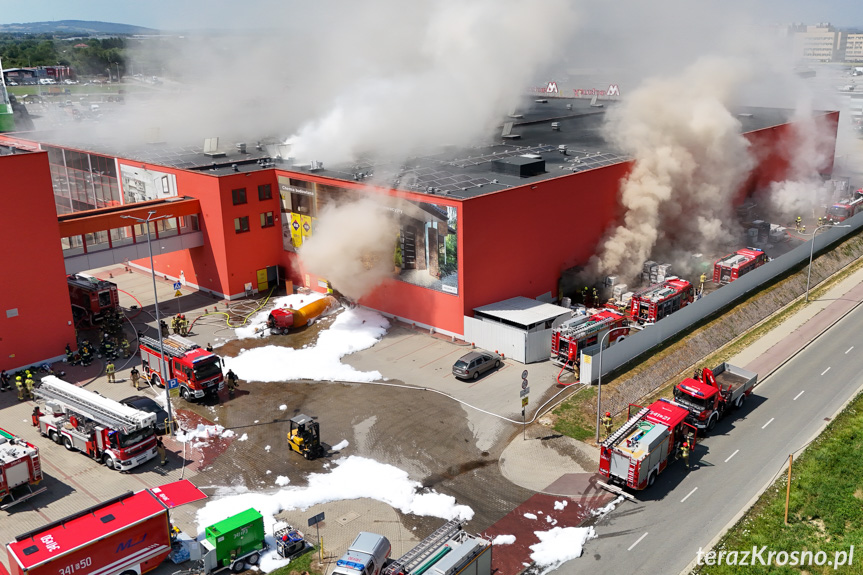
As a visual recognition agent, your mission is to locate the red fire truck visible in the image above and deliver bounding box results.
[2,480,206,575]
[712,247,768,285]
[629,277,694,324]
[139,335,224,401]
[0,428,45,511]
[66,274,119,325]
[672,363,757,432]
[599,399,697,490]
[826,189,863,222]
[550,309,628,372]
[33,376,158,471]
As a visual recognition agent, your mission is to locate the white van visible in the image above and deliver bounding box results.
[333,533,391,575]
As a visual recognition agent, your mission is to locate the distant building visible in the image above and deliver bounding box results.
[793,24,847,62]
[846,32,863,62]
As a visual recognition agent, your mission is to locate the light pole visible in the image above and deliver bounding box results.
[596,324,645,443]
[122,211,175,435]
[806,223,850,302]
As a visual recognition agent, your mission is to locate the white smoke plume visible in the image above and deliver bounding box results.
[298,198,399,300]
[288,0,578,163]
[585,56,756,284]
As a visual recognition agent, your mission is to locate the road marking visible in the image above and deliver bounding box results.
[821,367,831,376]
[793,390,805,401]
[846,346,854,354]
[762,418,774,429]
[628,532,648,551]
[681,487,698,502]
[725,449,739,463]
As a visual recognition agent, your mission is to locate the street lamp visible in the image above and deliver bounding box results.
[122,211,175,435]
[596,323,645,443]
[806,223,850,302]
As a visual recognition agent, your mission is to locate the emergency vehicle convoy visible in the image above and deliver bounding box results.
[33,376,158,471]
[0,429,45,511]
[712,248,768,285]
[550,309,628,372]
[600,399,697,490]
[66,273,119,325]
[2,480,206,575]
[672,363,758,432]
[826,188,863,222]
[629,277,694,324]
[334,520,491,575]
[139,335,224,401]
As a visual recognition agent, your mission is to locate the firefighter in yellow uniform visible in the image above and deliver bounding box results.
[121,338,130,358]
[699,273,707,295]
[24,376,35,400]
[796,216,802,230]
[800,225,806,234]
[106,361,116,383]
[603,412,613,437]
[171,316,180,335]
[15,376,24,401]
[679,441,690,470]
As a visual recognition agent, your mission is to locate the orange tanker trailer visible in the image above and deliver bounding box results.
[267,295,340,334]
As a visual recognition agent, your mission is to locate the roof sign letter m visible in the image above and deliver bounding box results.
[606,84,620,96]
[546,82,559,94]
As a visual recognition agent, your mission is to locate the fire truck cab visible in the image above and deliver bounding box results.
[66,274,119,325]
[826,190,863,223]
[139,335,224,401]
[712,247,768,285]
[629,278,694,324]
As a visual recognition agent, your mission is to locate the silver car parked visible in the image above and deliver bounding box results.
[452,351,502,380]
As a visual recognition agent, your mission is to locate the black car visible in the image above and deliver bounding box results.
[120,395,170,434]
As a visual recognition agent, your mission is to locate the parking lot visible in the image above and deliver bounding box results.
[0,265,598,574]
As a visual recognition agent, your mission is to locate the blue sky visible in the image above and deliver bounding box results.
[1,0,862,31]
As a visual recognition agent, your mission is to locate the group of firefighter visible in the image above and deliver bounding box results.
[0,365,56,402]
[167,314,190,337]
[602,411,694,470]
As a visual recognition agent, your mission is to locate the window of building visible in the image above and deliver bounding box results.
[234,216,250,233]
[260,211,275,228]
[258,184,272,201]
[232,188,247,205]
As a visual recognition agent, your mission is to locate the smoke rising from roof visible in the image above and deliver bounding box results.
[298,198,398,300]
[585,57,756,284]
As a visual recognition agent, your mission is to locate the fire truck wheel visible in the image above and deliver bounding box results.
[734,394,746,410]
[49,430,60,443]
[63,436,75,452]
[706,414,718,432]
[247,553,260,566]
[647,471,657,487]
[231,560,245,573]
[103,454,118,470]
[181,387,192,401]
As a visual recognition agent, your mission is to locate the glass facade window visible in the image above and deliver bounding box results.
[110,227,135,248]
[157,217,179,238]
[258,184,272,201]
[234,216,250,233]
[260,211,274,228]
[43,145,120,214]
[62,235,85,257]
[85,230,110,252]
[232,188,247,205]
[134,221,157,239]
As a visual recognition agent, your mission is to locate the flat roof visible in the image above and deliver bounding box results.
[474,296,571,328]
[8,96,825,200]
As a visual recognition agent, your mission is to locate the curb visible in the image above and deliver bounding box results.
[678,295,863,575]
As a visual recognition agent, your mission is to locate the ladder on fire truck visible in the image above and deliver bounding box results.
[601,407,650,448]
[565,312,623,340]
[34,376,155,432]
[382,519,462,575]
[140,334,199,358]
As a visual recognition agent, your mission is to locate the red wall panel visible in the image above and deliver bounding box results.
[0,152,76,369]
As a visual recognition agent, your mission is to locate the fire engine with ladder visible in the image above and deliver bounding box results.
[33,376,158,472]
[66,273,119,326]
[550,309,628,374]
[712,247,768,285]
[599,399,697,490]
[629,277,694,324]
[0,428,45,511]
[139,335,223,401]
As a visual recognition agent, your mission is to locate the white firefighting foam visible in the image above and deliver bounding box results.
[196,455,474,573]
[530,526,596,574]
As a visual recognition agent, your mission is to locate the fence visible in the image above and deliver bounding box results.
[580,213,863,385]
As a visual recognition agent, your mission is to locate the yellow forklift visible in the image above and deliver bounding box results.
[287,414,325,460]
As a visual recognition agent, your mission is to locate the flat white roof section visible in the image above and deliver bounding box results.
[473,296,570,329]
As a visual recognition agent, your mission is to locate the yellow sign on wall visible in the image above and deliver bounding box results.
[290,213,303,247]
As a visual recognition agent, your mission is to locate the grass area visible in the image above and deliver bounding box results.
[550,244,863,446]
[7,83,144,97]
[268,546,324,575]
[692,389,863,574]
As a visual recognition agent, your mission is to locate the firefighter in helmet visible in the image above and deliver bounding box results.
[800,224,806,234]
[679,440,691,470]
[180,315,189,336]
[796,216,802,230]
[15,375,24,401]
[225,369,238,398]
[24,374,35,400]
[65,343,74,364]
[171,315,180,335]
[120,337,130,358]
[603,412,613,436]
[818,216,823,227]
